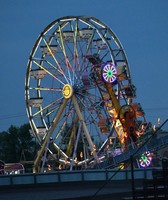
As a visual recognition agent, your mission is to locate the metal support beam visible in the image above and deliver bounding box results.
[33,98,68,173]
[72,95,99,163]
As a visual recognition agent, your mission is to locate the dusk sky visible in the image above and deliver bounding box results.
[1,0,168,131]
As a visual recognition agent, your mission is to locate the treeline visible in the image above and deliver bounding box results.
[0,124,39,165]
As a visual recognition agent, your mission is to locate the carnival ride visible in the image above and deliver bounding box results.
[0,160,24,174]
[25,16,168,173]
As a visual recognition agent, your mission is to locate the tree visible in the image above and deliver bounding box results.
[5,125,20,162]
[0,124,39,166]
[0,131,8,161]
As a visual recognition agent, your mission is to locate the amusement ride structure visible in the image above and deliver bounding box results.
[25,16,168,173]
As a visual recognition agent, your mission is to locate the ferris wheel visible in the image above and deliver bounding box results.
[25,16,145,172]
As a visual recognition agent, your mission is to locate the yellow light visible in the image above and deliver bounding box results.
[80,152,83,158]
[153,125,156,132]
[62,84,73,99]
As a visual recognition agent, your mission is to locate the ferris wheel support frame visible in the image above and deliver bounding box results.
[33,98,68,173]
[72,95,99,164]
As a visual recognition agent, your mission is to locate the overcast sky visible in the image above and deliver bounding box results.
[0,0,168,131]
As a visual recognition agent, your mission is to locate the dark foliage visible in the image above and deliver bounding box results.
[0,124,39,164]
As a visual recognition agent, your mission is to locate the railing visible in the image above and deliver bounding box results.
[0,168,155,186]
[130,119,168,200]
[93,119,168,199]
[97,119,168,169]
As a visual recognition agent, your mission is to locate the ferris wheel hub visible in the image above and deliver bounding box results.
[62,84,73,99]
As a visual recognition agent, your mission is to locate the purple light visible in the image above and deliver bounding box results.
[139,151,152,168]
[102,63,117,83]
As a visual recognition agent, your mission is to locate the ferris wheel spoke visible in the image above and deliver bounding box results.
[78,91,101,102]
[43,38,70,84]
[76,93,101,117]
[46,105,63,118]
[58,26,74,86]
[29,86,62,92]
[54,120,67,141]
[47,47,76,83]
[75,95,90,116]
[54,107,74,141]
[76,43,86,72]
[49,98,69,133]
[72,21,80,84]
[44,59,69,80]
[53,143,68,159]
[86,29,95,53]
[33,60,65,85]
[66,21,80,84]
[73,23,86,73]
[32,97,64,118]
